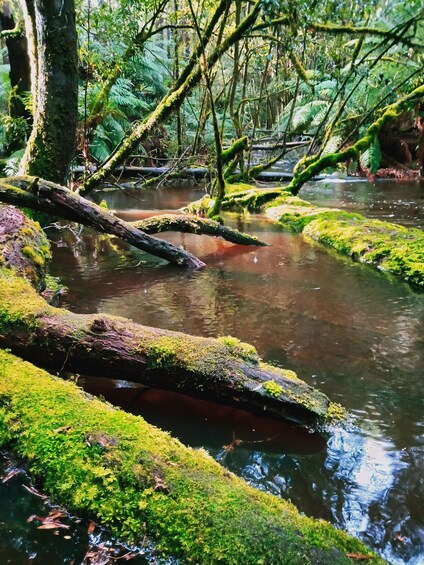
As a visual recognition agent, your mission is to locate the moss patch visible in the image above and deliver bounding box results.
[217,335,259,363]
[302,212,424,287]
[0,350,384,564]
[263,380,284,397]
[256,195,424,288]
[0,205,51,291]
[0,268,50,333]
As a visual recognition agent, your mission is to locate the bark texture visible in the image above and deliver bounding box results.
[19,0,78,184]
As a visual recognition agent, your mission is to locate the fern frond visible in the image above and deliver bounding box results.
[360,135,381,173]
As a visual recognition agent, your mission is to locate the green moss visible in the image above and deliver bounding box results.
[303,213,424,287]
[261,200,424,288]
[0,350,384,564]
[0,268,50,332]
[22,245,45,267]
[147,338,178,369]
[263,380,284,398]
[217,335,259,364]
[45,274,67,293]
[325,402,348,425]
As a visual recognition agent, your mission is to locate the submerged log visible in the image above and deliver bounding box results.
[0,205,341,429]
[0,350,383,564]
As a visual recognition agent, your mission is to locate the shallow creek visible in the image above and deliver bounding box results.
[2,179,424,564]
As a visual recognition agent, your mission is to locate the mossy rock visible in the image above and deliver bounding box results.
[0,205,50,292]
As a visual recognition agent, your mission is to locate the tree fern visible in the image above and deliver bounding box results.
[292,100,329,132]
[360,135,381,173]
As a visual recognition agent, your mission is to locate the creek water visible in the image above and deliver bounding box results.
[2,179,424,564]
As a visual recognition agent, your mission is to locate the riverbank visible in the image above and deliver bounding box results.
[201,184,424,288]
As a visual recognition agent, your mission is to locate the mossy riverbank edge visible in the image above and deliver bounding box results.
[190,184,424,289]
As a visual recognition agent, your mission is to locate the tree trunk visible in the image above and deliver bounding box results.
[18,0,78,184]
[0,5,32,151]
[0,176,206,268]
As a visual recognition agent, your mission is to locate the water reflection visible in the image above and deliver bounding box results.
[302,179,424,229]
[45,182,424,564]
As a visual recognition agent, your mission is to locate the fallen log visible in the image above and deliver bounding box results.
[132,213,267,246]
[72,164,325,182]
[0,205,341,429]
[0,350,383,564]
[0,265,339,428]
[0,176,206,269]
[0,176,267,262]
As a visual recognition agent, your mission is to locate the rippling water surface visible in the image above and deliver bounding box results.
[3,179,424,564]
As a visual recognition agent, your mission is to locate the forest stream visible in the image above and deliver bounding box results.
[2,179,424,564]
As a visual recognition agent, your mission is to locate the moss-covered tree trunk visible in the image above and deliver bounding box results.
[18,0,78,184]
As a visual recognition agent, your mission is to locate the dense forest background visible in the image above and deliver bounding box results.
[0,0,423,194]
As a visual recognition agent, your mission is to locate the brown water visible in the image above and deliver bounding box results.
[4,180,424,564]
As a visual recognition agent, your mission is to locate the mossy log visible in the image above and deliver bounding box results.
[132,214,267,246]
[0,264,340,428]
[0,176,206,269]
[0,206,341,428]
[0,350,384,564]
[0,176,266,263]
[286,84,424,195]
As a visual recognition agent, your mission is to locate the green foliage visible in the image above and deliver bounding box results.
[359,135,381,173]
[3,148,25,176]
